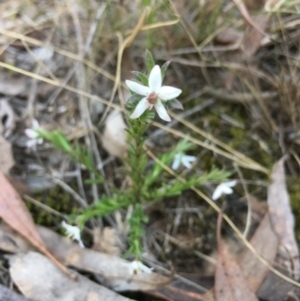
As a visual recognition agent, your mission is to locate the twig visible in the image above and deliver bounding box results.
[200,86,277,104]
[51,177,88,208]
[234,163,252,238]
[24,195,68,219]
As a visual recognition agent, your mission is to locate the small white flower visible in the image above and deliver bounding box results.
[61,221,84,248]
[212,180,237,201]
[24,119,43,149]
[126,65,182,122]
[129,260,153,275]
[172,153,196,170]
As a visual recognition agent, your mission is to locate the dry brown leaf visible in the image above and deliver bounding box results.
[0,172,73,279]
[0,223,170,292]
[101,110,127,158]
[244,0,267,10]
[267,158,300,280]
[215,240,259,301]
[9,252,134,301]
[238,213,278,292]
[242,15,270,58]
[215,213,258,301]
[232,0,268,38]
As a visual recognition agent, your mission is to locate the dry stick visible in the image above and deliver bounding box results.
[243,79,278,133]
[232,0,271,39]
[0,61,118,108]
[234,163,252,239]
[24,195,68,220]
[22,40,58,82]
[200,86,278,104]
[25,63,41,120]
[0,19,179,87]
[169,57,276,86]
[98,7,150,125]
[51,177,88,208]
[145,147,300,289]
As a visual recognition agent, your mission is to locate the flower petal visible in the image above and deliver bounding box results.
[154,99,171,122]
[25,129,38,139]
[212,186,223,201]
[182,156,196,169]
[158,86,182,101]
[212,181,236,200]
[130,260,152,275]
[222,185,233,195]
[172,154,181,170]
[130,98,151,119]
[126,80,150,96]
[148,65,162,92]
[61,221,84,247]
[225,180,237,188]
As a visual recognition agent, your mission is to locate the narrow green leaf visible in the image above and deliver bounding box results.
[161,60,171,80]
[131,71,148,86]
[145,49,155,74]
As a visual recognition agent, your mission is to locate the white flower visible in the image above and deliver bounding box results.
[212,180,237,201]
[61,221,84,248]
[129,260,153,275]
[172,153,196,170]
[24,119,43,149]
[126,65,182,122]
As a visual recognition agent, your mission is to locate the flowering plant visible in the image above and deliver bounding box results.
[37,50,230,269]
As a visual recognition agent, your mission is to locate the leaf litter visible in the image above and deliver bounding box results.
[1,1,300,301]
[0,172,74,279]
[9,252,134,301]
[214,211,259,301]
[156,157,300,301]
[0,223,170,292]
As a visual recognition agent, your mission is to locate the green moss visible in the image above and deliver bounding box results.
[25,185,79,228]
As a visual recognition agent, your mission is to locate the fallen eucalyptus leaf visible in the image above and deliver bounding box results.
[9,252,134,301]
[0,223,170,291]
